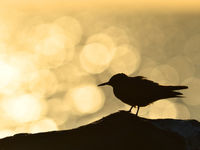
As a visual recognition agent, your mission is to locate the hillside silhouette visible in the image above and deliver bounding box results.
[0,111,188,150]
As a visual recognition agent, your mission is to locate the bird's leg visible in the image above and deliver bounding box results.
[136,106,140,116]
[128,106,134,112]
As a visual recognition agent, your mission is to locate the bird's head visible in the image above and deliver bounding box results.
[98,73,128,87]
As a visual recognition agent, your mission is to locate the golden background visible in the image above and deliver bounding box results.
[0,0,199,138]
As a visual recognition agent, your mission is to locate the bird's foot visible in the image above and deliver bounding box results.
[128,106,134,112]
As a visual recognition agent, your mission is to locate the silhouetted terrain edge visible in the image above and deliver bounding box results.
[1,111,199,150]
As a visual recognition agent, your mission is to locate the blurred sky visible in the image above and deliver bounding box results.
[0,0,199,139]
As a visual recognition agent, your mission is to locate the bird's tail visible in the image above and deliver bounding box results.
[164,85,188,90]
[161,85,188,99]
[170,91,184,97]
[161,91,184,99]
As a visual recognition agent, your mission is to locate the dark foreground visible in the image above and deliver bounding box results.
[0,111,199,150]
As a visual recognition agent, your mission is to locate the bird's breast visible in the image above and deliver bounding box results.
[113,86,137,105]
[112,85,150,106]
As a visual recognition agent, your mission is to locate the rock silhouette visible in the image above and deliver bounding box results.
[98,73,188,115]
[0,111,187,150]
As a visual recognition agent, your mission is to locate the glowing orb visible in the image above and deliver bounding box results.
[80,43,113,74]
[0,130,15,139]
[109,44,141,75]
[29,23,72,68]
[47,98,70,126]
[0,53,38,94]
[0,94,47,124]
[86,33,115,50]
[148,100,177,119]
[167,56,195,80]
[66,85,105,114]
[54,16,82,45]
[28,69,58,97]
[35,34,66,55]
[54,63,88,83]
[149,64,179,85]
[104,26,130,45]
[138,57,158,77]
[0,60,20,90]
[29,118,58,133]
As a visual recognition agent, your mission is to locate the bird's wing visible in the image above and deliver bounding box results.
[129,76,160,88]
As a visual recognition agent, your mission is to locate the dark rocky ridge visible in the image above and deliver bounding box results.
[0,111,199,150]
[150,118,200,150]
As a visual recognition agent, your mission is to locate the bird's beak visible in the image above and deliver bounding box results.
[98,82,110,86]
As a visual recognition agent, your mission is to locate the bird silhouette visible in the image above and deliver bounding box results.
[98,73,188,116]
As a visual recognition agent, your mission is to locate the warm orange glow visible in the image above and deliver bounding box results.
[47,98,70,126]
[65,85,105,114]
[0,94,47,124]
[149,65,179,85]
[54,63,94,91]
[29,118,58,133]
[30,23,68,68]
[28,69,58,97]
[104,26,130,45]
[0,130,15,139]
[167,56,195,80]
[0,0,197,136]
[109,44,141,75]
[0,60,20,91]
[148,100,177,119]
[34,24,66,55]
[80,43,113,74]
[2,0,200,13]
[54,16,82,45]
[87,33,115,50]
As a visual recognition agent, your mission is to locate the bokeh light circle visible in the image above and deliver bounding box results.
[0,60,20,91]
[28,69,58,97]
[47,98,70,126]
[0,94,47,124]
[148,100,177,119]
[0,130,15,139]
[109,44,141,75]
[54,16,82,45]
[33,23,68,68]
[149,64,179,85]
[80,43,113,74]
[104,26,130,45]
[65,85,105,114]
[86,33,115,50]
[167,56,195,81]
[29,118,58,133]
